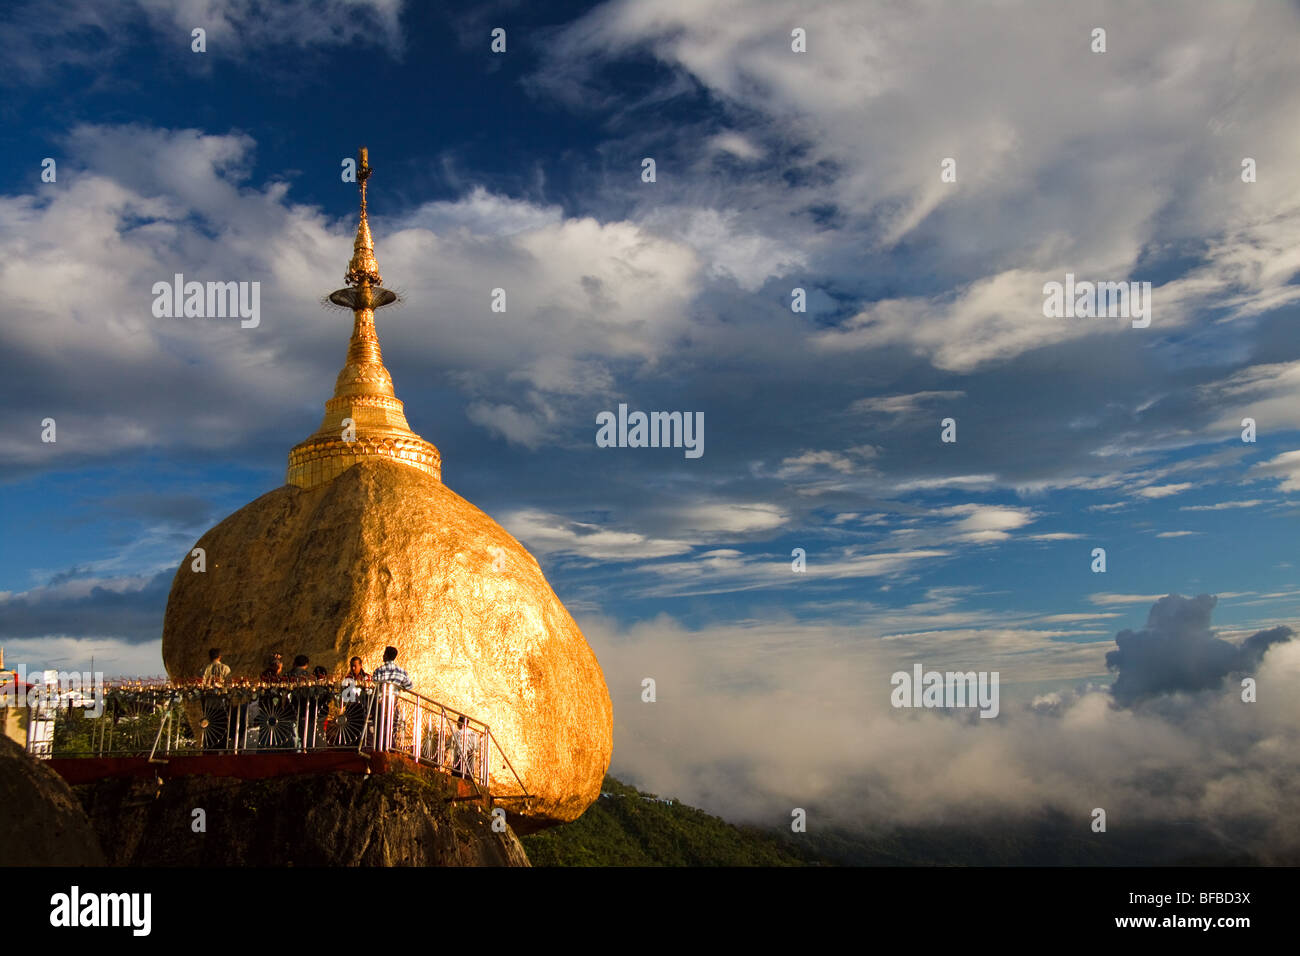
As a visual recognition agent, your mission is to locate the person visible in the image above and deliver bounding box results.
[340,657,368,703]
[371,646,413,690]
[451,714,479,778]
[313,665,328,680]
[370,647,412,751]
[201,648,231,686]
[288,654,311,681]
[334,657,369,745]
[199,649,231,750]
[260,653,283,682]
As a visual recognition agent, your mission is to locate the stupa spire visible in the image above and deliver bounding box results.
[286,147,441,490]
[345,146,383,287]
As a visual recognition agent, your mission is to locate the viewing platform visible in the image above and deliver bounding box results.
[12,677,529,807]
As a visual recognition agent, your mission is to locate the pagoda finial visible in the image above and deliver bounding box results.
[289,147,440,490]
[328,146,397,312]
[346,146,383,288]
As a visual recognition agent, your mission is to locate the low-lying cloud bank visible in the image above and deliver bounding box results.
[586,594,1299,859]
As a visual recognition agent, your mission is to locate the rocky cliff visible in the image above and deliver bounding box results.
[72,765,529,867]
[0,736,106,866]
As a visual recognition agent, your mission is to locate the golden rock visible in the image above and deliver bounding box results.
[160,149,613,828]
[161,461,612,827]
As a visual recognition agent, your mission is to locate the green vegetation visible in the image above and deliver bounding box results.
[48,701,193,757]
[519,777,1265,866]
[50,709,99,755]
[521,775,820,866]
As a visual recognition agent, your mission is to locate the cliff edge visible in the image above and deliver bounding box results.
[72,764,529,867]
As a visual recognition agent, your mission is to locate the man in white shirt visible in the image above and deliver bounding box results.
[201,648,231,685]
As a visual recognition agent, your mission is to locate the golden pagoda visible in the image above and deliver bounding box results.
[161,150,613,829]
[287,148,441,489]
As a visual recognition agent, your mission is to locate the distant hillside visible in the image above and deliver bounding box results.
[524,776,1278,866]
[521,776,818,866]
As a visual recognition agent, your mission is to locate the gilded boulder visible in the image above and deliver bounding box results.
[161,459,612,829]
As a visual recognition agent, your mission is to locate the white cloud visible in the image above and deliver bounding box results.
[849,390,967,417]
[398,186,564,238]
[644,206,807,292]
[1134,483,1194,499]
[893,475,999,492]
[1201,362,1300,434]
[1180,500,1264,511]
[933,504,1039,534]
[707,131,763,161]
[1089,593,1172,606]
[633,547,951,598]
[779,450,855,474]
[465,400,555,450]
[538,0,1300,371]
[584,608,1300,856]
[1250,450,1300,492]
[501,509,692,561]
[672,502,788,535]
[0,125,718,465]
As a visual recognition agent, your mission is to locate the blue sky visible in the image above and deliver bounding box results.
[2,0,1299,836]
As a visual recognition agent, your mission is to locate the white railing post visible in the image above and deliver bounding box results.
[411,694,421,761]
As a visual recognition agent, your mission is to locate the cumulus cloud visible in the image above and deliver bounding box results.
[0,123,716,470]
[1105,594,1293,705]
[539,0,1300,370]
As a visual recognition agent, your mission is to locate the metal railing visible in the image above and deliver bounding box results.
[29,679,506,791]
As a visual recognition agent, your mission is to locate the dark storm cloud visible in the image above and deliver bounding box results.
[1106,594,1293,706]
[0,570,171,645]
